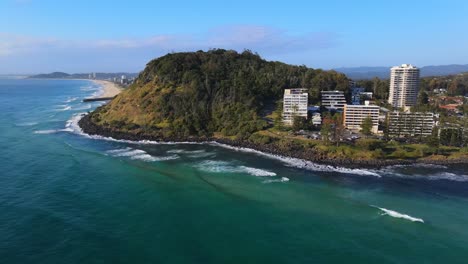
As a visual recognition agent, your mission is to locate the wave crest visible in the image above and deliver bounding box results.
[373,206,424,223]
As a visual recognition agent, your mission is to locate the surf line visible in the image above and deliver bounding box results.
[372,205,424,223]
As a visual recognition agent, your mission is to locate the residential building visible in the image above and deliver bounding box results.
[121,75,128,85]
[283,88,308,125]
[351,87,365,105]
[311,113,322,126]
[321,90,347,111]
[388,112,436,137]
[343,101,380,133]
[351,87,373,105]
[388,64,420,109]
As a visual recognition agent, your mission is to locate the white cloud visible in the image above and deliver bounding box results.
[0,25,337,57]
[0,25,339,73]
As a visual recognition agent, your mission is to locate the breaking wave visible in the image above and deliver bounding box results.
[263,177,290,184]
[195,160,276,177]
[34,128,73,134]
[373,206,424,223]
[377,167,468,182]
[105,148,179,162]
[15,122,38,127]
[210,142,381,177]
[64,97,79,103]
[68,114,466,183]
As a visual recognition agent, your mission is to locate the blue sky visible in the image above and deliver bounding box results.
[1,0,468,74]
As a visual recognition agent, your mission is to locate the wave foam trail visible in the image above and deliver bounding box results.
[65,97,79,103]
[374,206,424,223]
[196,160,276,177]
[378,167,468,182]
[263,177,290,184]
[239,166,277,177]
[34,128,73,134]
[15,122,38,127]
[106,148,179,162]
[167,149,215,158]
[56,105,72,111]
[114,149,146,157]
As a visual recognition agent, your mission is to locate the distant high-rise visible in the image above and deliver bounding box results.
[388,64,420,109]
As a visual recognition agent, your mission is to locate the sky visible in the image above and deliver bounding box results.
[1,0,468,74]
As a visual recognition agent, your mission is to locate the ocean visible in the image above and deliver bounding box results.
[1,78,468,263]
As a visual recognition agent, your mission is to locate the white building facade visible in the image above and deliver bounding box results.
[388,112,436,137]
[388,64,420,108]
[283,88,308,125]
[321,90,347,111]
[343,102,380,134]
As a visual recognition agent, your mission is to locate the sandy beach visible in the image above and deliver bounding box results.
[92,80,122,97]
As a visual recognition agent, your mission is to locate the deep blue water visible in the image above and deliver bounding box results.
[1,78,468,263]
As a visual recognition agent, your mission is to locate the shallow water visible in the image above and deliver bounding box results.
[1,79,467,263]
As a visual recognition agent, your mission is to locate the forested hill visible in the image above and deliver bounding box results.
[84,49,348,139]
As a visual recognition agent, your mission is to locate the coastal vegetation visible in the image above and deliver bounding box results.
[80,50,468,166]
[85,49,348,139]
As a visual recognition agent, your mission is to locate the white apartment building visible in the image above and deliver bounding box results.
[283,88,308,125]
[343,101,380,134]
[388,64,420,108]
[388,112,436,137]
[321,90,347,111]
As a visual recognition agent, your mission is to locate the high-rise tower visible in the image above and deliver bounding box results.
[388,64,420,109]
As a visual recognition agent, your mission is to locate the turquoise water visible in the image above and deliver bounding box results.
[1,79,468,263]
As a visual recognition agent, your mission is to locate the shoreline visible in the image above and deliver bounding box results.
[91,80,122,98]
[27,78,123,98]
[77,114,467,169]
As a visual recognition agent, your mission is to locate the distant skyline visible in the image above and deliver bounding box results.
[1,0,468,74]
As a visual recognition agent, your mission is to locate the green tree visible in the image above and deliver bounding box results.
[332,113,344,145]
[361,116,373,136]
[292,116,307,132]
[273,100,284,130]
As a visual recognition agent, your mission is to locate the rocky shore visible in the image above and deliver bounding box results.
[78,114,467,169]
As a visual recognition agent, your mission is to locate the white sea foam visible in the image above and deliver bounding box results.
[69,114,467,182]
[263,177,290,184]
[15,122,38,127]
[55,105,72,111]
[114,149,146,157]
[209,142,381,177]
[374,206,424,223]
[65,97,79,103]
[80,85,98,91]
[34,128,73,134]
[106,148,133,154]
[384,163,448,170]
[377,167,468,182]
[167,149,205,154]
[239,166,277,177]
[106,148,179,162]
[195,160,276,177]
[68,114,378,177]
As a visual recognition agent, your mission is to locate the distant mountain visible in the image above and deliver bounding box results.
[335,64,468,80]
[29,72,139,79]
[30,72,71,79]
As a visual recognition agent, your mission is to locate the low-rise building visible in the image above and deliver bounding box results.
[343,101,380,133]
[283,88,308,125]
[388,112,436,137]
[321,90,347,110]
[311,112,322,126]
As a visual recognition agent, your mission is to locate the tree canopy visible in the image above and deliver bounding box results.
[88,49,349,139]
